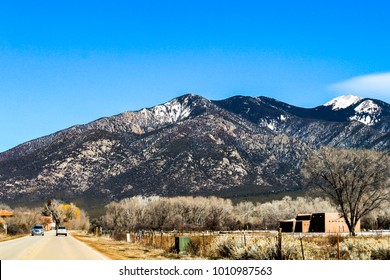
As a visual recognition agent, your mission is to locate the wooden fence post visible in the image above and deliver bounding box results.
[299,233,305,260]
[277,228,282,260]
[202,232,205,256]
[337,233,340,260]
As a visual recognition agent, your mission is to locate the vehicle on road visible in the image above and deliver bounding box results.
[56,226,67,236]
[31,224,44,236]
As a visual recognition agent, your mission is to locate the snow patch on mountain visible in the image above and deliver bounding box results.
[148,97,192,123]
[126,95,195,134]
[349,114,380,126]
[259,119,278,131]
[324,95,363,110]
[354,100,381,114]
[349,100,382,125]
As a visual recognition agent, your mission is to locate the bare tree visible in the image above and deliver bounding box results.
[42,198,65,228]
[361,201,390,230]
[302,147,390,236]
[6,207,42,234]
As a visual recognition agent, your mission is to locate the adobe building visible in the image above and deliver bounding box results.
[309,212,360,233]
[0,209,14,234]
[279,214,311,233]
[0,209,14,223]
[295,214,311,233]
[279,219,296,232]
[279,212,360,233]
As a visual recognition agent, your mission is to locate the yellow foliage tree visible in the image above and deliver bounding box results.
[60,203,81,222]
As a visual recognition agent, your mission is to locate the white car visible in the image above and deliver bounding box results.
[56,226,68,236]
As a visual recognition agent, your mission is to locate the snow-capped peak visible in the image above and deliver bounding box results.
[324,95,363,110]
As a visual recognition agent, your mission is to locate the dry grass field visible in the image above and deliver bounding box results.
[71,230,390,260]
[70,231,173,260]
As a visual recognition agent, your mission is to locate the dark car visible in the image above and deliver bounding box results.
[31,224,44,236]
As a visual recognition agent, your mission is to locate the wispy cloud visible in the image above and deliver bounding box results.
[330,72,390,101]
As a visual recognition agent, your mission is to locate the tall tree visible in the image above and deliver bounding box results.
[42,198,64,228]
[302,147,390,236]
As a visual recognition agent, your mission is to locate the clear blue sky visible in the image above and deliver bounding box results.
[1,0,390,152]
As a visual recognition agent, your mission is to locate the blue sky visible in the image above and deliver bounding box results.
[1,0,390,152]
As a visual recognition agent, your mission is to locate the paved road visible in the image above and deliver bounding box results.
[0,230,109,260]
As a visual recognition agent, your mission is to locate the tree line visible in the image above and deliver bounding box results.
[0,199,89,235]
[100,195,337,235]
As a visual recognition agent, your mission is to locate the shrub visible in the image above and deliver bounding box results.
[216,237,245,259]
[326,234,345,246]
[187,236,202,255]
[370,244,390,260]
[340,237,390,260]
[111,230,127,241]
[7,223,29,235]
[214,235,335,260]
[246,238,278,260]
[280,238,302,260]
[215,237,279,260]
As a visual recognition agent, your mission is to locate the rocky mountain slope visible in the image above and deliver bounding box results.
[0,94,389,209]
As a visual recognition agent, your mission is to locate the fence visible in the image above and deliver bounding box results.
[102,230,390,260]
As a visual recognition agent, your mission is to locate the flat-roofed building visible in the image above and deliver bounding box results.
[279,219,296,232]
[295,220,311,233]
[279,212,360,233]
[309,213,360,233]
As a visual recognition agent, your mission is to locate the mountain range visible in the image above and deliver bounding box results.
[0,94,389,210]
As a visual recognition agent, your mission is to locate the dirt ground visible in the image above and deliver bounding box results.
[70,231,176,260]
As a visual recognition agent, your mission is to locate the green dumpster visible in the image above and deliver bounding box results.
[175,236,190,253]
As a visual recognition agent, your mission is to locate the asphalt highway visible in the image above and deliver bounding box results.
[0,230,108,260]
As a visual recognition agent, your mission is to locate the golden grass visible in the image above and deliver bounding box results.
[71,231,390,260]
[0,233,27,242]
[70,231,171,260]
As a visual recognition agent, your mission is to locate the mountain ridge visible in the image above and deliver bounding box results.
[0,93,389,209]
[2,93,389,161]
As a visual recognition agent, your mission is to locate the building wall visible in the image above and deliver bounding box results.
[295,220,310,233]
[309,213,325,232]
[324,213,360,233]
[279,220,296,232]
[281,212,361,233]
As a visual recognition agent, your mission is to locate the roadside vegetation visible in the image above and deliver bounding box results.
[0,233,27,242]
[0,200,89,239]
[71,229,390,260]
[42,198,90,230]
[97,195,337,238]
[97,195,390,236]
[70,231,169,260]
[79,193,388,260]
